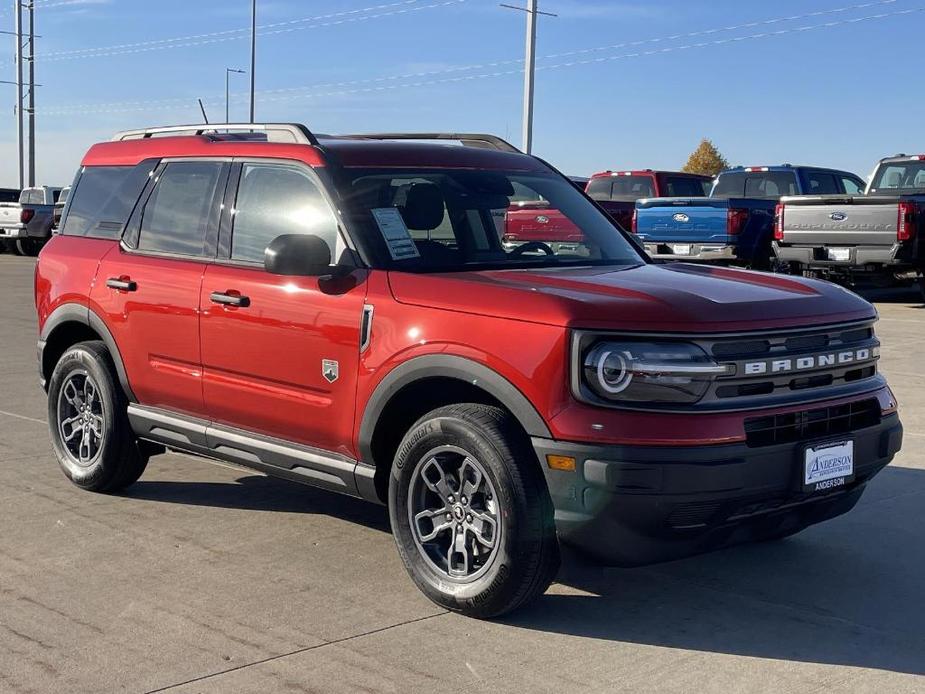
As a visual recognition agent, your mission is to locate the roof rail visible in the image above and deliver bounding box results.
[112,123,320,147]
[341,132,521,154]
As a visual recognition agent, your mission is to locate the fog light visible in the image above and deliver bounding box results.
[546,455,576,472]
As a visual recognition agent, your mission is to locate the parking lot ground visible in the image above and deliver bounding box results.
[1,254,923,694]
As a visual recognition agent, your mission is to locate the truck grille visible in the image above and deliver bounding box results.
[744,398,881,448]
[699,320,881,407]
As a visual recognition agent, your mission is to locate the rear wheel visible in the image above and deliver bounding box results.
[4,239,21,255]
[47,341,148,492]
[389,404,559,619]
[15,237,43,256]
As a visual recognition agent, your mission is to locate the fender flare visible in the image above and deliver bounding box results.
[357,354,552,465]
[40,303,136,401]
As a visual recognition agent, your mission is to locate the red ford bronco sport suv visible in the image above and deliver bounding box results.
[36,124,902,619]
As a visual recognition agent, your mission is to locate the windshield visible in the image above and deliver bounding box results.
[869,162,925,194]
[338,169,643,272]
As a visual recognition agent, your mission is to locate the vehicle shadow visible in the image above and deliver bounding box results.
[853,285,923,305]
[504,465,925,676]
[125,474,392,533]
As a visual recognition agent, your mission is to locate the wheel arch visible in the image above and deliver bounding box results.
[357,355,551,502]
[39,304,135,400]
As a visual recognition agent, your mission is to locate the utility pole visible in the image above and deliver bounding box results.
[15,0,23,189]
[27,0,34,187]
[500,2,556,154]
[249,0,256,122]
[226,68,246,123]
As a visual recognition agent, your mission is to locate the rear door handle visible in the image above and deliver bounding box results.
[106,277,137,292]
[210,291,250,308]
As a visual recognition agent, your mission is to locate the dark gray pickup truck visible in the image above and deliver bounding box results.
[773,154,925,294]
[0,185,62,256]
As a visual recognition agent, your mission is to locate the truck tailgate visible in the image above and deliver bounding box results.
[0,203,21,229]
[780,196,898,246]
[635,197,730,242]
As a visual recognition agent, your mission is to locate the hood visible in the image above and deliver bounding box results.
[387,263,876,333]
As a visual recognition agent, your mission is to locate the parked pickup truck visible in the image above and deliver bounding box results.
[587,169,712,232]
[774,154,925,293]
[52,185,70,231]
[634,166,866,268]
[0,185,63,256]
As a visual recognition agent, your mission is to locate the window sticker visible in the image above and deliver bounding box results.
[372,207,420,261]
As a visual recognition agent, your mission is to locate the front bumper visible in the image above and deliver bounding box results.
[534,412,902,566]
[644,242,737,262]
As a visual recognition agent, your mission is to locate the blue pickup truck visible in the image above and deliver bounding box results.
[633,165,866,268]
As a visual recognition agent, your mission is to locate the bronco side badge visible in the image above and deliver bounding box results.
[322,359,339,383]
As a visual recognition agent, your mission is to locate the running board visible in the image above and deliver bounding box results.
[127,404,376,500]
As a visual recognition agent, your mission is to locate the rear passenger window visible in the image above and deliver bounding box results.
[61,163,155,239]
[138,162,225,256]
[804,172,839,195]
[231,163,339,263]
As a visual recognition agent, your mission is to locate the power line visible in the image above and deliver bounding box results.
[40,4,925,116]
[39,0,916,115]
[41,0,465,61]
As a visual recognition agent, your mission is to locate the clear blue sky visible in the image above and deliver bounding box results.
[1,0,922,187]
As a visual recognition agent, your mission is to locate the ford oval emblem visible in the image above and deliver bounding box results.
[673,213,690,223]
[830,212,848,222]
[535,215,550,224]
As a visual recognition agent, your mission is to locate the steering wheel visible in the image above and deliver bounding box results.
[509,241,555,257]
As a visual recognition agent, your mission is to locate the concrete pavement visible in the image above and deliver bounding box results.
[1,254,923,693]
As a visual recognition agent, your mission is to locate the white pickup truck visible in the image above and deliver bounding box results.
[0,186,63,256]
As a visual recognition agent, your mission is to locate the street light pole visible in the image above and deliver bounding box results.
[27,0,35,187]
[249,0,256,122]
[226,68,246,123]
[15,0,23,189]
[500,2,556,154]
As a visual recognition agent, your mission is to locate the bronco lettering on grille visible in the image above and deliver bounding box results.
[742,347,875,375]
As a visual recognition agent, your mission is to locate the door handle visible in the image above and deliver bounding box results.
[210,291,250,308]
[106,277,137,292]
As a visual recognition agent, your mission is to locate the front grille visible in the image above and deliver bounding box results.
[701,321,880,406]
[744,398,881,448]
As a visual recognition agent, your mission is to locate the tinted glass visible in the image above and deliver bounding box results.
[58,186,70,205]
[841,176,864,194]
[62,163,155,239]
[804,171,839,195]
[611,176,655,200]
[586,177,612,200]
[715,172,797,198]
[663,176,711,197]
[138,162,224,256]
[231,163,339,263]
[0,189,18,203]
[339,168,642,272]
[20,189,43,205]
[870,162,925,193]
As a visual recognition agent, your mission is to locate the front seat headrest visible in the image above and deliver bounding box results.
[397,182,445,231]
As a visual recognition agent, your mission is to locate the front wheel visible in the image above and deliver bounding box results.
[47,341,148,493]
[389,404,559,619]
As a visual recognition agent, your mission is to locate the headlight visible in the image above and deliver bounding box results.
[581,341,730,405]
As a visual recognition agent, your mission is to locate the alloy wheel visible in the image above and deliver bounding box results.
[408,446,502,581]
[57,371,105,466]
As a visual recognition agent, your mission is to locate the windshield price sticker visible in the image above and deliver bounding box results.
[372,208,420,261]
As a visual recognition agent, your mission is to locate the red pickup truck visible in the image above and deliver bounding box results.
[587,169,713,231]
[36,125,902,618]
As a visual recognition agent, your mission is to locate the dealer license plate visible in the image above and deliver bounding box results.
[804,440,854,492]
[828,247,850,262]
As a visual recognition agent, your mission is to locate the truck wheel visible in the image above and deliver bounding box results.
[47,341,148,493]
[15,238,42,256]
[389,404,559,619]
[4,239,22,255]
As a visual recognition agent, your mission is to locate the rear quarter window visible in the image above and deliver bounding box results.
[62,162,156,239]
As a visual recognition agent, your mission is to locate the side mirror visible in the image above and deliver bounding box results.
[264,234,332,277]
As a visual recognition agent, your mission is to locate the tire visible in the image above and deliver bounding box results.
[15,237,42,257]
[47,340,148,493]
[389,404,559,619]
[4,239,21,255]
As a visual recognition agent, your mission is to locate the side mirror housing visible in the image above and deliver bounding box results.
[264,234,332,276]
